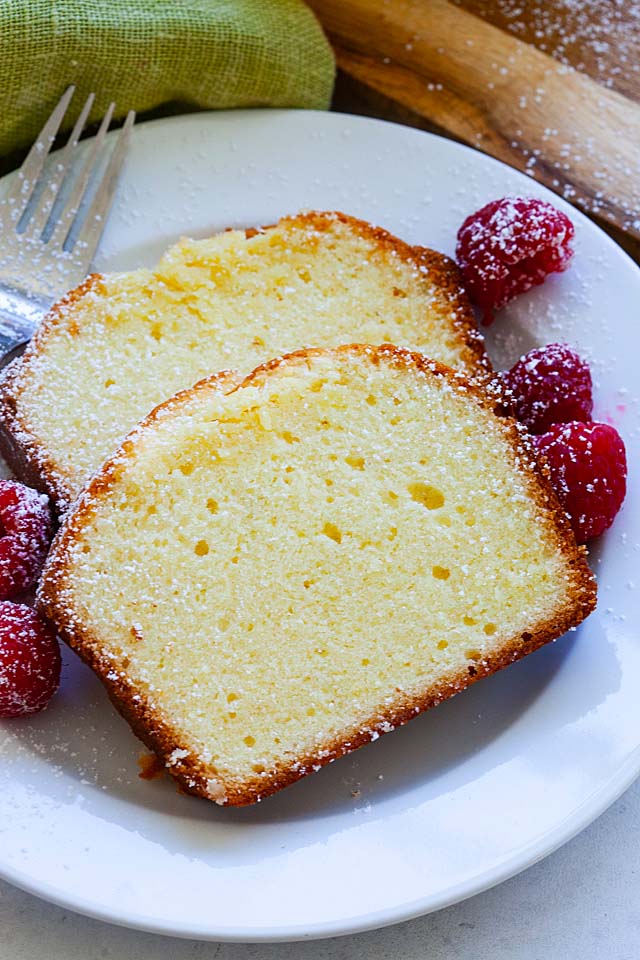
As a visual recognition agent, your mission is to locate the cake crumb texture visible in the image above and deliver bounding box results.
[0,211,487,510]
[38,345,596,806]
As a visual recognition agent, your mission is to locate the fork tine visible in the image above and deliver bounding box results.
[68,109,135,269]
[48,101,115,251]
[23,91,96,238]
[0,86,75,222]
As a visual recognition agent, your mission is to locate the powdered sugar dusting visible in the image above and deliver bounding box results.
[0,480,52,598]
[533,420,627,542]
[456,197,575,322]
[458,1,640,233]
[500,342,593,433]
[35,344,595,805]
[0,602,60,717]
[465,0,640,96]
[3,212,486,509]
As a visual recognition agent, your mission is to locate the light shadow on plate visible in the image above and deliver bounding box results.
[4,612,619,850]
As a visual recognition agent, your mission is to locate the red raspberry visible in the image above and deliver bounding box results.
[0,480,53,599]
[501,343,593,434]
[456,197,575,324]
[533,422,627,543]
[0,602,61,717]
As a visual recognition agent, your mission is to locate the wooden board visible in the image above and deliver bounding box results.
[310,0,640,261]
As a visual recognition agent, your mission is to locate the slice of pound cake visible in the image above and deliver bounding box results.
[0,211,488,512]
[38,345,596,806]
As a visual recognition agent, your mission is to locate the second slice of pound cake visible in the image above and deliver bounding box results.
[38,345,596,806]
[0,211,488,512]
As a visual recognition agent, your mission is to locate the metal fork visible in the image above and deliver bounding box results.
[0,87,135,359]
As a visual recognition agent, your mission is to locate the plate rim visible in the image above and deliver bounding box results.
[2,106,639,942]
[2,745,640,942]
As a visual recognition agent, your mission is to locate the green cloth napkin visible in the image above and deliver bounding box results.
[0,0,335,157]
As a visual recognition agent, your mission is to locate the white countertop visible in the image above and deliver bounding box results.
[2,776,639,960]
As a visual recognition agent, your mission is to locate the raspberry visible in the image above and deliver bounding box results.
[501,343,593,433]
[0,480,53,599]
[533,422,627,543]
[0,602,61,717]
[456,197,575,324]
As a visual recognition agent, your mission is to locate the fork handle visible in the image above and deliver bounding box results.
[0,287,49,360]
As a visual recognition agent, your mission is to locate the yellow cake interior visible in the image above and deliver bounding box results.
[51,350,583,800]
[15,213,480,502]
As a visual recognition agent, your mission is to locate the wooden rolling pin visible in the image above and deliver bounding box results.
[310,0,640,258]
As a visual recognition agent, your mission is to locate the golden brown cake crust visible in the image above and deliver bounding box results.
[0,212,489,514]
[261,211,490,379]
[38,344,597,807]
[0,274,105,514]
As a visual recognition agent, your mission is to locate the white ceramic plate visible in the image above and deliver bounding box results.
[1,110,639,942]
